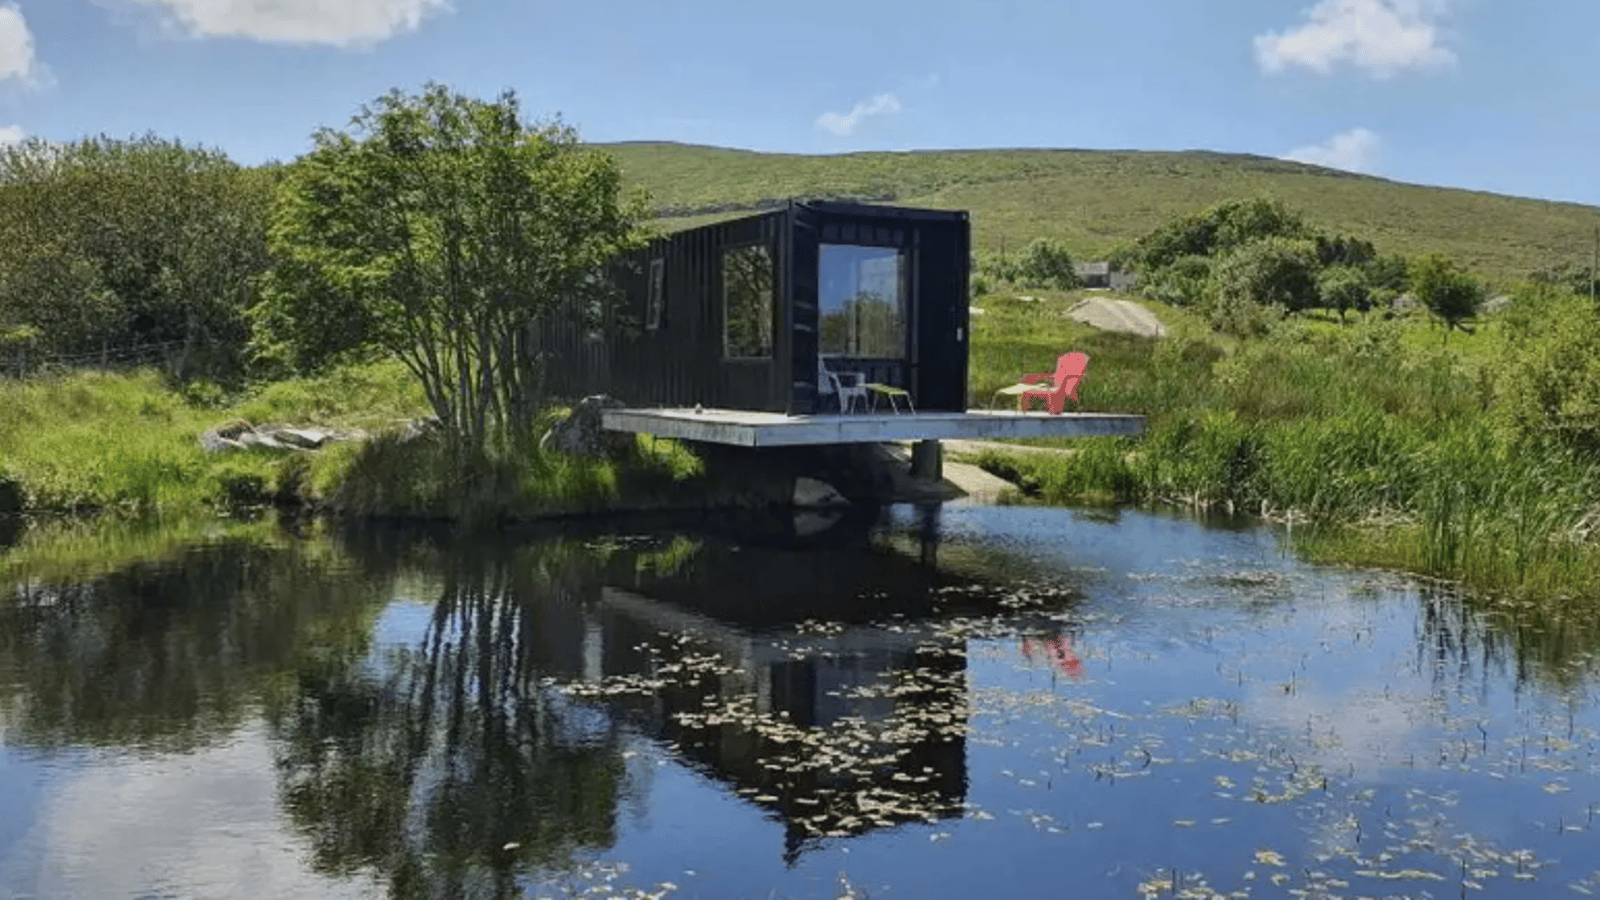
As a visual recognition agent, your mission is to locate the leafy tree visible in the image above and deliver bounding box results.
[1208,237,1321,315]
[1364,253,1410,294]
[257,82,648,451]
[1317,265,1372,322]
[1140,254,1212,307]
[0,134,272,381]
[974,250,1020,285]
[1130,197,1309,272]
[1409,254,1484,336]
[1015,237,1080,290]
[1315,234,1376,268]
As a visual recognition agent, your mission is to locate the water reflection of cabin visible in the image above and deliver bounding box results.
[547,200,972,414]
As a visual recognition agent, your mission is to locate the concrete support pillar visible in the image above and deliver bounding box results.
[910,439,943,481]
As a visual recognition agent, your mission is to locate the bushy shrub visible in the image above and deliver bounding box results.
[1208,237,1321,313]
[1015,238,1080,290]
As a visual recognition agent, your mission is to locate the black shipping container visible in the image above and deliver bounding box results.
[542,200,971,415]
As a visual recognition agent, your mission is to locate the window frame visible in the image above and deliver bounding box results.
[721,242,775,361]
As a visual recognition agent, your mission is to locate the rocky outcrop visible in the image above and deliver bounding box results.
[539,395,635,457]
[199,420,368,453]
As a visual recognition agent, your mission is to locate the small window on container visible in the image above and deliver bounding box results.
[723,244,773,360]
[646,257,666,330]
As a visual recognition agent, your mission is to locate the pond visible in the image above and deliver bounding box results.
[1,502,1597,900]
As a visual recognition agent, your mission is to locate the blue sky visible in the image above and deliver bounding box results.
[1,0,1596,206]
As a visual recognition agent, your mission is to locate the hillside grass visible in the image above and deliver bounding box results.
[601,142,1600,286]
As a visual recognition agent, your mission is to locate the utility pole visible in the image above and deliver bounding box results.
[1591,224,1597,305]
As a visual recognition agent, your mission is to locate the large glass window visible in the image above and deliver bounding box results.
[723,244,774,359]
[819,244,907,359]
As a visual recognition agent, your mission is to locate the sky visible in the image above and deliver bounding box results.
[0,0,1597,207]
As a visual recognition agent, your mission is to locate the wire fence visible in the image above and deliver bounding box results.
[1,340,188,379]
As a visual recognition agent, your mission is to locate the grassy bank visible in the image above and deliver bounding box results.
[0,363,426,516]
[965,288,1600,600]
[0,362,709,524]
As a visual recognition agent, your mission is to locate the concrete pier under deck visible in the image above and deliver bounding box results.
[601,408,1146,448]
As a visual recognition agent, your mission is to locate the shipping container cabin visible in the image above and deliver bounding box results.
[543,200,972,415]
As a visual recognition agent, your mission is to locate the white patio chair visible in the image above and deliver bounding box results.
[819,358,869,413]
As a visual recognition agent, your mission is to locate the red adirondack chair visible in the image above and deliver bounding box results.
[1016,351,1089,415]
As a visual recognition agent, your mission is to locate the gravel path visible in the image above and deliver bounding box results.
[1064,297,1165,337]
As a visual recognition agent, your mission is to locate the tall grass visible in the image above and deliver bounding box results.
[1,369,238,513]
[0,362,708,523]
[966,292,1600,600]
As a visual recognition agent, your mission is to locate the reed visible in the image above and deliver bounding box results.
[966,291,1600,600]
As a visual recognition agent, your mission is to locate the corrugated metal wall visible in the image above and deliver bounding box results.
[541,201,969,415]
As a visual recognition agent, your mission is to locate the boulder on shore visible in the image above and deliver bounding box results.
[792,476,849,508]
[540,395,635,457]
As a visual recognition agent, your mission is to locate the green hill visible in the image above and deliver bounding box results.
[598,141,1600,285]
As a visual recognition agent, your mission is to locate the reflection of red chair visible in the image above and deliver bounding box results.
[1016,351,1089,415]
[1021,635,1084,678]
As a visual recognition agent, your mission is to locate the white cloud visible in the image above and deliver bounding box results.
[102,0,452,49]
[0,2,37,82]
[0,123,23,145]
[1284,127,1381,173]
[0,723,373,900]
[1254,0,1456,78]
[815,92,901,137]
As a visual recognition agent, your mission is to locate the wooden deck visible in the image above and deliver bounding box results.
[601,407,1146,448]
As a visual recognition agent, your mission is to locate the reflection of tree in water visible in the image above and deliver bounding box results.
[1415,582,1600,696]
[0,538,384,751]
[265,542,631,900]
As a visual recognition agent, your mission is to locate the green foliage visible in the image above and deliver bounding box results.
[0,134,274,383]
[1499,282,1600,450]
[231,359,427,429]
[1317,265,1372,321]
[1014,237,1080,290]
[974,250,1019,284]
[963,293,1600,600]
[1529,261,1596,298]
[1201,237,1320,335]
[1313,234,1377,268]
[257,82,649,451]
[1139,254,1212,307]
[0,364,428,515]
[0,361,711,522]
[972,239,1081,291]
[1410,254,1485,333]
[1117,198,1395,332]
[1116,197,1310,273]
[315,424,705,524]
[1364,253,1410,293]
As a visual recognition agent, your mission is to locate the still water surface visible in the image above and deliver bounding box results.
[1,503,1598,899]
